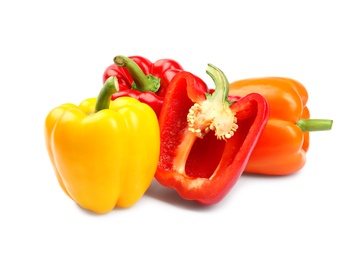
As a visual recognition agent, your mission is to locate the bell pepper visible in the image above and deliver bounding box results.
[155,64,269,205]
[44,76,160,214]
[103,55,184,117]
[228,77,333,175]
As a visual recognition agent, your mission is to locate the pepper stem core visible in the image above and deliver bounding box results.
[95,76,119,112]
[187,64,238,140]
[296,118,333,132]
[113,55,160,93]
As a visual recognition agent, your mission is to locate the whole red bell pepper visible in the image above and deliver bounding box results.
[155,64,269,205]
[103,55,183,116]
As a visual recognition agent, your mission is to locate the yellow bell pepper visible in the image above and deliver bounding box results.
[44,76,160,214]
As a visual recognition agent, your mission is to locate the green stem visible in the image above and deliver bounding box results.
[113,55,160,92]
[205,64,231,105]
[95,76,119,112]
[296,118,333,132]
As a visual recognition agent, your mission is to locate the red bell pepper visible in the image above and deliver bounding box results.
[103,55,183,116]
[155,64,270,205]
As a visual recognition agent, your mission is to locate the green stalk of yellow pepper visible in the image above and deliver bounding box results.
[44,76,160,214]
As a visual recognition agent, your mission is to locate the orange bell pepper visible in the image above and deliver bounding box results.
[228,77,333,175]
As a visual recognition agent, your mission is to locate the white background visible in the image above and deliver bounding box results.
[1,0,361,259]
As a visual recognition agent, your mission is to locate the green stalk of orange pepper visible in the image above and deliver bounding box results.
[228,77,333,175]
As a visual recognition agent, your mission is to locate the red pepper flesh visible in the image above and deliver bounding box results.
[103,55,183,117]
[155,64,270,205]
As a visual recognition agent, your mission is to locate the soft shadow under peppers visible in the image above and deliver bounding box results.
[155,64,269,205]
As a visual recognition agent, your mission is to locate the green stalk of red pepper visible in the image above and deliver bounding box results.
[103,55,184,117]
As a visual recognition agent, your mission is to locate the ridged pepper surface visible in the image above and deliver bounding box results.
[45,76,160,214]
[103,55,183,117]
[228,77,333,175]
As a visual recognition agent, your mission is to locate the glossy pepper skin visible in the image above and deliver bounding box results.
[155,64,269,205]
[228,77,333,175]
[103,55,183,117]
[45,76,160,214]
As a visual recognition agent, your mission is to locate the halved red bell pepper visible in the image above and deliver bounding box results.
[103,55,183,116]
[155,64,270,205]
